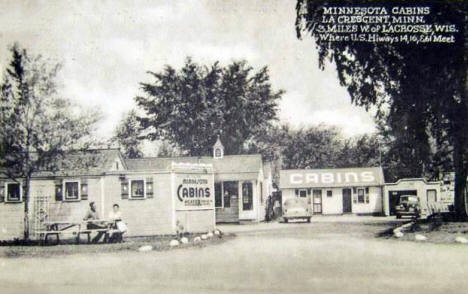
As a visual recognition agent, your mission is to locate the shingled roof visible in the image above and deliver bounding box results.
[125,154,263,174]
[32,149,125,177]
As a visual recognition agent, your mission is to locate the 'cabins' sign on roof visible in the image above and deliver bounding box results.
[280,167,385,189]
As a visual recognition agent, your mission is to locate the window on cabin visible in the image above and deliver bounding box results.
[6,183,21,202]
[130,180,145,199]
[357,188,365,203]
[298,189,307,198]
[64,181,80,201]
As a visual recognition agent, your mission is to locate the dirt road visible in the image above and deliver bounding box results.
[1,217,467,294]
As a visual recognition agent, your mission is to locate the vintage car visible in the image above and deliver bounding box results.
[282,198,312,223]
[395,195,420,219]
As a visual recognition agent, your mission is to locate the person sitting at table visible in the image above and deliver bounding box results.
[83,201,106,243]
[108,203,127,242]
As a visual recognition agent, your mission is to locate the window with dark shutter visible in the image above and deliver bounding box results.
[146,177,153,198]
[55,179,63,202]
[81,179,88,200]
[121,179,129,199]
[0,181,5,202]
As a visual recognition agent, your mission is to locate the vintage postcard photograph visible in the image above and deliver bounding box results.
[1,0,467,293]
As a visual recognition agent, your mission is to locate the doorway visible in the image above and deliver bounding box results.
[313,190,322,214]
[215,181,239,223]
[342,188,352,213]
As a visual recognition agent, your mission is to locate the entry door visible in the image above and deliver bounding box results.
[313,190,322,214]
[218,181,239,222]
[342,188,352,213]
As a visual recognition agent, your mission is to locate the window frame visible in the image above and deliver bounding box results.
[129,179,146,200]
[5,182,22,202]
[63,180,81,202]
[298,189,308,198]
[327,190,333,197]
[357,188,365,203]
[427,189,437,202]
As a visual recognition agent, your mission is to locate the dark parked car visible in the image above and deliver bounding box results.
[282,198,311,223]
[395,195,420,219]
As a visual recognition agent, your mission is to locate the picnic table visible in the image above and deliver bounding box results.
[37,220,120,245]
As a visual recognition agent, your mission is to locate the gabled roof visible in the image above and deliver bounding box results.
[213,136,224,149]
[125,154,263,174]
[32,149,125,177]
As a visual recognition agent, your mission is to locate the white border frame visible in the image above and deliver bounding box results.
[129,178,146,200]
[63,180,81,202]
[5,182,22,203]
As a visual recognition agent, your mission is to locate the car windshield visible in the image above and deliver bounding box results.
[399,196,418,203]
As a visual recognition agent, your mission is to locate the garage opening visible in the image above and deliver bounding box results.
[389,190,417,215]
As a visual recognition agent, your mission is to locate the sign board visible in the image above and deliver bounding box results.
[174,173,214,210]
[280,167,385,188]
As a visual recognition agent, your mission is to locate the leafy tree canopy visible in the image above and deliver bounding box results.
[110,110,144,158]
[0,44,101,238]
[296,0,468,218]
[135,58,284,156]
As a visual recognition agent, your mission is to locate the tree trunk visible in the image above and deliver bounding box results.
[23,175,31,240]
[454,147,468,221]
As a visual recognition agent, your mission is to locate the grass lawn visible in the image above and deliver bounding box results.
[379,220,468,244]
[0,233,234,258]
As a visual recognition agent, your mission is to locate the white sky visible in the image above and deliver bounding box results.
[0,0,375,139]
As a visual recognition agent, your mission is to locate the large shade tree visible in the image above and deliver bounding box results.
[0,44,100,239]
[296,0,468,219]
[135,58,283,156]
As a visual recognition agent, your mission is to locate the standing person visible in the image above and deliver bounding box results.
[108,203,127,242]
[83,201,106,243]
[273,199,281,219]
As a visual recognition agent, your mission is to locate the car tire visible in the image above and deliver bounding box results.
[306,217,311,223]
[284,218,288,223]
[396,214,401,219]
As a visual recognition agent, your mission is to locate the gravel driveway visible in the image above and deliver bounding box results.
[1,217,467,294]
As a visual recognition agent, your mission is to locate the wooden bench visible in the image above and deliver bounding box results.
[36,230,79,245]
[77,229,111,244]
